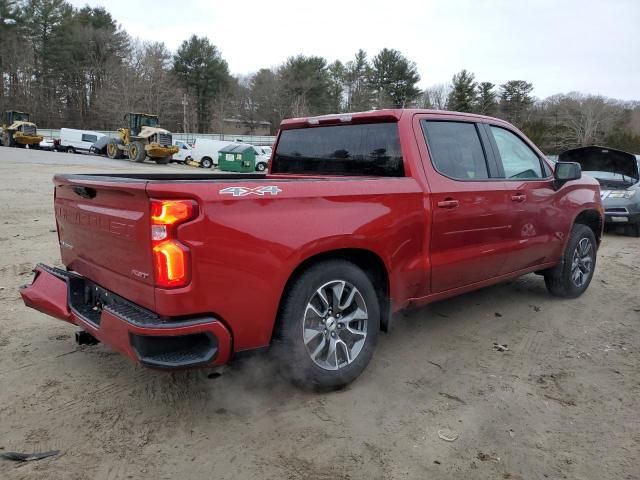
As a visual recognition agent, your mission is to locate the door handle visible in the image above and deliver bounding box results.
[437,199,459,209]
[511,194,526,203]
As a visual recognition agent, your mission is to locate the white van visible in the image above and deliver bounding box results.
[171,140,193,163]
[191,138,236,168]
[59,128,105,154]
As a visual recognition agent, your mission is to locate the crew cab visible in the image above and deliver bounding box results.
[21,110,603,390]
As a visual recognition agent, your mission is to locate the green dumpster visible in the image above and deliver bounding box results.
[217,144,256,173]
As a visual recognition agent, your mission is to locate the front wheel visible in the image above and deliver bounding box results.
[275,260,380,390]
[153,157,171,165]
[128,141,146,162]
[544,224,597,298]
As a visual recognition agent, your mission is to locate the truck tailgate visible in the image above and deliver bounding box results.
[54,175,156,311]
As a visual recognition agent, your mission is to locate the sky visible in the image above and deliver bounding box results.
[68,0,640,100]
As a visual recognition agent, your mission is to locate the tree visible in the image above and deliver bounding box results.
[277,55,334,117]
[422,83,451,110]
[173,35,231,132]
[499,80,534,127]
[327,60,345,112]
[447,69,476,112]
[248,68,284,134]
[370,48,421,108]
[476,82,497,115]
[344,49,372,112]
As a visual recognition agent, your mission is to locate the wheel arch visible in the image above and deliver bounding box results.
[573,209,603,245]
[273,248,392,341]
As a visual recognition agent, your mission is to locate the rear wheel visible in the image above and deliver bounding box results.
[128,141,146,162]
[201,157,213,169]
[66,146,76,154]
[274,260,380,390]
[256,162,266,172]
[106,140,123,159]
[544,224,597,298]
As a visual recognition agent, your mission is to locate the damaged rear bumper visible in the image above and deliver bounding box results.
[20,264,232,369]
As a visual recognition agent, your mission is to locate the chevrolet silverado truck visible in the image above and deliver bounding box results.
[21,109,603,390]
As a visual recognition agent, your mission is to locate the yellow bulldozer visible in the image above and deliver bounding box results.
[0,111,43,148]
[106,113,178,164]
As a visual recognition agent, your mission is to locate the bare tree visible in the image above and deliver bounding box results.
[422,83,451,110]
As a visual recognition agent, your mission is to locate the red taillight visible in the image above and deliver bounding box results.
[150,199,198,288]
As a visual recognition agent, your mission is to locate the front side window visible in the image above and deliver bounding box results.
[421,121,489,180]
[272,122,404,176]
[490,126,543,179]
[82,134,98,143]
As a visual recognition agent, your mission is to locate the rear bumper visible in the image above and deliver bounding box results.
[20,264,232,369]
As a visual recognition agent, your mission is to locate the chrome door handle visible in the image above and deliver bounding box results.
[511,194,526,202]
[437,199,459,209]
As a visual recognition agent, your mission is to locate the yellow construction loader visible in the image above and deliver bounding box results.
[1,111,43,148]
[106,113,178,164]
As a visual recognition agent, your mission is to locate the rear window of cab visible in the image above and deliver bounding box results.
[272,122,404,177]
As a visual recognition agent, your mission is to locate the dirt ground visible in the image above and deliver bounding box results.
[1,148,639,480]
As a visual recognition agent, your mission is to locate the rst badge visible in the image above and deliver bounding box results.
[219,186,282,197]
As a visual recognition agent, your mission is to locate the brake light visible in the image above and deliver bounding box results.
[150,199,198,288]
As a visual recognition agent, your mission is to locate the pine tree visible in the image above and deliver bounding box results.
[447,69,477,112]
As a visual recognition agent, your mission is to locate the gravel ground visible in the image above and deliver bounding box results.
[1,148,638,480]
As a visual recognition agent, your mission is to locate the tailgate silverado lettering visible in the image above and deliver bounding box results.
[56,205,136,239]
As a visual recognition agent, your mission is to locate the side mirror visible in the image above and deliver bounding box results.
[554,162,581,189]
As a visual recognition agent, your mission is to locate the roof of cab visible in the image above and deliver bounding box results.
[279,109,504,129]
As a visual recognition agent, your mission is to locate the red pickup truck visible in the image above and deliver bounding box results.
[21,109,603,389]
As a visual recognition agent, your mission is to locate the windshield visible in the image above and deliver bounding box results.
[140,116,159,127]
[12,112,30,122]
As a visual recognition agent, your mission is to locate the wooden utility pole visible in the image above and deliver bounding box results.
[182,93,188,133]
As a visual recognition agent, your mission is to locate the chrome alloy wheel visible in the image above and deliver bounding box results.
[571,237,594,288]
[302,280,368,370]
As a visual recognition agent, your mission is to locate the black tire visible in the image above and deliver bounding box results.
[274,260,380,391]
[544,224,597,298]
[66,146,76,154]
[256,162,266,172]
[2,131,14,147]
[625,223,640,237]
[128,141,146,162]
[153,157,171,165]
[106,139,123,159]
[201,157,213,169]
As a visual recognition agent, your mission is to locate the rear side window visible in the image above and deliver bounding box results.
[421,121,489,180]
[272,123,404,176]
[490,126,543,179]
[82,134,98,143]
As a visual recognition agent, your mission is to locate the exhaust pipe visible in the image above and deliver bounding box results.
[75,330,99,346]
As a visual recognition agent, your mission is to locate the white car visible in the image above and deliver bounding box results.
[38,137,57,151]
[59,128,105,154]
[251,146,270,172]
[171,140,193,163]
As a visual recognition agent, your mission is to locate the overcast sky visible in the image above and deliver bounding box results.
[69,0,639,100]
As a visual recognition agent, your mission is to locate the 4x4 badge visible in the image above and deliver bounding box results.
[219,186,282,197]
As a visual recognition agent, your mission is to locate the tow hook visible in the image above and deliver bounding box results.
[75,330,99,346]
